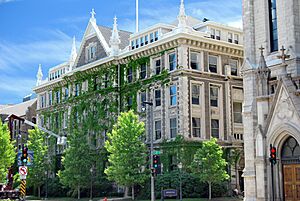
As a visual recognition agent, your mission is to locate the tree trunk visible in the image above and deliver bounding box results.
[131,185,135,200]
[208,182,212,200]
[77,185,80,199]
[38,185,41,198]
[124,186,129,197]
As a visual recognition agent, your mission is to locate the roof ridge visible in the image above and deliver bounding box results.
[97,24,132,34]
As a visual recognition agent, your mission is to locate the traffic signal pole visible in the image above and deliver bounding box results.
[269,144,276,201]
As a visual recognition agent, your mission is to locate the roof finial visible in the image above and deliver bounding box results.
[277,45,290,64]
[90,8,96,23]
[178,0,187,28]
[36,64,43,86]
[110,16,121,56]
[258,46,268,70]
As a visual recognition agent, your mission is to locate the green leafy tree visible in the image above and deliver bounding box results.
[27,127,48,198]
[58,129,94,199]
[191,138,229,200]
[105,110,148,200]
[0,121,16,183]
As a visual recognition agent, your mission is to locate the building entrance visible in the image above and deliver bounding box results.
[281,137,300,201]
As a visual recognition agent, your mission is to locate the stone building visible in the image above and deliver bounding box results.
[242,0,300,200]
[33,0,244,188]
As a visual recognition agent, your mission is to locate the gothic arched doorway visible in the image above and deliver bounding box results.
[281,136,300,201]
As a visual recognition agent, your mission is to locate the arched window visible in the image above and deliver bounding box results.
[281,137,300,164]
[269,0,278,52]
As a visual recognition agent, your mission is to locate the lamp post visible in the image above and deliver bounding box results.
[89,165,94,201]
[177,162,182,201]
[142,100,155,201]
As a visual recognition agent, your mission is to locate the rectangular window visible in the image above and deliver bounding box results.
[140,92,146,109]
[210,86,219,107]
[190,52,200,70]
[131,41,135,50]
[103,74,109,88]
[234,34,239,44]
[89,45,96,60]
[140,64,147,79]
[169,53,177,71]
[150,33,154,43]
[211,119,219,138]
[155,120,162,140]
[64,87,69,100]
[233,102,243,123]
[192,117,201,137]
[208,55,218,73]
[211,28,215,39]
[229,59,238,76]
[41,95,45,108]
[155,89,161,107]
[216,30,221,40]
[228,33,233,43]
[145,35,149,45]
[55,91,60,104]
[155,31,159,41]
[63,112,68,128]
[48,92,52,106]
[170,118,177,138]
[127,67,133,83]
[170,85,177,106]
[192,84,200,105]
[155,59,161,75]
[135,38,139,48]
[127,96,133,110]
[269,0,278,51]
[140,37,144,46]
[75,83,80,97]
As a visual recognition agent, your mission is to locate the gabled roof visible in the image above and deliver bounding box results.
[0,98,37,117]
[98,25,131,50]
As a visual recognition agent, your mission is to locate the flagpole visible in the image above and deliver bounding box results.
[136,0,139,33]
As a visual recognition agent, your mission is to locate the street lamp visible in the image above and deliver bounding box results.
[177,162,183,201]
[142,101,155,201]
[89,165,94,201]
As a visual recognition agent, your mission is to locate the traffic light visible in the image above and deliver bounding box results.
[270,145,277,165]
[21,146,28,165]
[152,155,161,175]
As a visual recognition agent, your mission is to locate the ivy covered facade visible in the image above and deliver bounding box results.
[33,0,244,191]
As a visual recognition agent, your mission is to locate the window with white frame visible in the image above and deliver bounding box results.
[40,94,45,108]
[192,84,200,105]
[55,91,60,104]
[233,102,243,123]
[48,91,52,106]
[192,117,201,137]
[140,92,146,110]
[140,37,144,46]
[88,45,96,61]
[155,59,161,75]
[208,55,218,73]
[170,85,177,106]
[127,67,133,83]
[135,38,139,48]
[131,40,135,50]
[155,31,159,41]
[64,87,69,100]
[190,52,200,70]
[145,35,149,45]
[150,33,154,43]
[155,89,161,107]
[210,86,219,107]
[229,59,238,76]
[216,30,221,40]
[75,83,80,96]
[63,112,68,128]
[211,119,219,138]
[140,64,147,79]
[155,120,162,140]
[170,118,177,138]
[169,53,177,71]
[234,34,239,44]
[210,28,215,39]
[228,32,233,43]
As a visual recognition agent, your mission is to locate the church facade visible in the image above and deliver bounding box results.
[242,0,300,200]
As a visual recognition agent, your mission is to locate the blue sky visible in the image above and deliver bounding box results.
[0,0,242,104]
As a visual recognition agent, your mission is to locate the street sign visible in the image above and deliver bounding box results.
[20,174,26,180]
[153,150,161,155]
[18,151,34,166]
[19,166,28,176]
[163,189,177,197]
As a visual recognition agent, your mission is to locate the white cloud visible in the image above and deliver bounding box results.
[0,0,17,4]
[227,19,243,29]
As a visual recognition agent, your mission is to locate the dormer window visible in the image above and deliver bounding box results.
[86,43,97,62]
[155,31,159,41]
[145,35,149,45]
[228,33,233,43]
[135,38,139,48]
[140,37,144,47]
[131,41,135,50]
[150,33,154,43]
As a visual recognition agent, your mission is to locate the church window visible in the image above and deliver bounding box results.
[192,117,201,137]
[169,53,177,71]
[155,31,159,41]
[155,59,161,75]
[211,119,219,138]
[228,32,233,43]
[229,59,238,76]
[190,52,201,70]
[269,0,278,52]
[145,35,149,45]
[150,33,154,43]
[208,55,218,73]
[192,84,200,105]
[210,86,219,107]
[140,64,147,79]
[233,102,243,123]
[234,34,239,44]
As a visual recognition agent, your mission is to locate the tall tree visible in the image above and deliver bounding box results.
[0,121,16,183]
[105,110,148,200]
[27,127,48,198]
[191,138,229,200]
[58,129,94,199]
